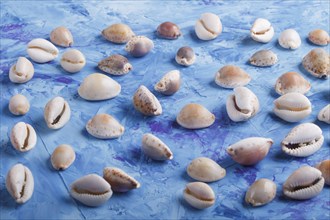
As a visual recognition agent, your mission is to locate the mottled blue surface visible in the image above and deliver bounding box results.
[1,1,330,219]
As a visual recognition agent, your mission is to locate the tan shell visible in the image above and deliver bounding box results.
[51,144,76,170]
[183,182,215,209]
[278,29,301,49]
[86,113,124,139]
[187,157,226,182]
[195,12,222,40]
[133,85,162,116]
[141,133,173,160]
[103,167,140,192]
[275,72,311,95]
[318,104,330,124]
[10,122,37,152]
[308,29,329,46]
[50,26,73,47]
[44,96,71,129]
[302,48,330,78]
[60,49,86,73]
[9,57,34,83]
[245,178,276,206]
[214,65,251,88]
[98,54,132,75]
[249,50,278,67]
[154,70,181,95]
[250,18,274,43]
[102,23,135,44]
[26,38,59,63]
[316,160,330,185]
[9,94,30,115]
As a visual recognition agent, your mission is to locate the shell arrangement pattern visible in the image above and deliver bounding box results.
[0,1,329,219]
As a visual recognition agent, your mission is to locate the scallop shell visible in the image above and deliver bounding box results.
[183,182,215,209]
[10,122,37,152]
[283,166,324,200]
[245,178,276,206]
[125,36,154,57]
[9,57,34,83]
[86,113,124,139]
[250,18,274,43]
[50,26,73,47]
[44,96,71,129]
[187,157,226,182]
[133,85,162,116]
[98,54,132,75]
[9,94,30,115]
[308,29,329,46]
[318,104,330,124]
[26,38,59,63]
[275,72,311,95]
[249,50,278,67]
[141,133,173,160]
[102,23,135,44]
[316,160,330,185]
[214,65,251,88]
[302,48,330,78]
[51,144,76,170]
[281,123,324,157]
[154,70,181,95]
[195,12,222,40]
[103,167,140,192]
[278,29,301,49]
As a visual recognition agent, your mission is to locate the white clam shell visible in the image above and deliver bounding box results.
[133,85,162,116]
[316,160,330,186]
[187,157,226,182]
[60,49,86,73]
[9,94,30,115]
[78,73,121,101]
[308,29,330,46]
[281,123,324,157]
[283,166,324,200]
[214,65,251,88]
[51,144,76,170]
[154,70,181,95]
[302,48,330,78]
[103,167,140,192]
[245,178,276,206]
[6,163,34,204]
[86,113,124,139]
[273,92,312,122]
[195,13,222,40]
[9,57,34,83]
[278,29,301,49]
[183,182,215,209]
[318,104,330,124]
[275,72,311,95]
[141,133,173,161]
[250,18,274,43]
[26,38,59,63]
[44,96,71,129]
[50,26,73,47]
[249,50,278,67]
[10,122,37,152]
[70,174,113,207]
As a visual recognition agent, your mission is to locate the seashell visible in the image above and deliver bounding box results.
[281,123,324,157]
[26,38,59,63]
[154,70,181,95]
[318,104,330,124]
[176,103,215,129]
[50,26,73,47]
[283,166,324,200]
[183,182,215,209]
[102,23,135,44]
[141,133,173,160]
[308,29,329,46]
[275,72,311,95]
[98,54,132,76]
[273,92,312,122]
[44,96,71,129]
[9,57,34,83]
[9,94,30,115]
[70,174,113,207]
[302,48,330,78]
[156,21,181,39]
[195,12,222,40]
[86,113,124,139]
[78,73,121,101]
[214,65,251,88]
[10,122,37,152]
[316,160,330,185]
[278,29,301,49]
[6,163,34,204]
[103,167,140,192]
[133,85,162,116]
[175,46,196,66]
[226,137,273,166]
[187,157,226,182]
[249,50,278,67]
[250,18,274,43]
[245,178,276,206]
[60,49,86,73]
[125,36,154,57]
[226,87,259,122]
[51,144,76,170]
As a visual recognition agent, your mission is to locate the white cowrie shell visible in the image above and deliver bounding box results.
[214,65,251,88]
[10,122,37,152]
[133,85,162,116]
[302,48,330,79]
[51,144,76,170]
[195,13,222,40]
[141,133,173,160]
[26,38,59,63]
[183,182,215,209]
[250,18,274,43]
[154,70,181,95]
[318,104,330,124]
[86,113,124,139]
[9,57,34,83]
[278,29,301,50]
[44,96,71,129]
[245,178,276,206]
[103,167,140,192]
[9,94,30,115]
[50,26,73,47]
[60,49,86,73]
[187,157,226,182]
[275,72,311,95]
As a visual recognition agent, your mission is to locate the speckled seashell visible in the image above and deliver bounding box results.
[6,164,34,204]
[60,49,86,73]
[125,36,154,57]
[9,94,30,115]
[183,182,215,209]
[133,85,162,116]
[10,122,37,152]
[278,29,301,49]
[273,92,311,122]
[154,70,181,95]
[249,50,278,67]
[316,160,330,185]
[103,167,140,192]
[102,23,135,44]
[176,103,215,129]
[250,18,274,43]
[50,26,73,47]
[70,174,113,207]
[227,137,273,166]
[187,157,226,182]
[175,46,196,66]
[226,87,259,122]
[26,38,59,63]
[78,73,121,101]
[195,12,222,40]
[283,166,324,200]
[86,113,124,139]
[51,144,76,170]
[141,133,173,161]
[214,65,251,88]
[245,178,276,206]
[318,104,330,124]
[308,29,329,46]
[98,54,132,75]
[281,123,324,157]
[302,48,330,78]
[9,57,34,83]
[156,21,181,39]
[275,72,311,95]
[44,96,71,129]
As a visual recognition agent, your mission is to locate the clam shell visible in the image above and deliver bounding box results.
[278,29,301,49]
[141,133,173,160]
[70,174,113,207]
[302,48,330,78]
[125,36,154,57]
[318,104,330,124]
[283,166,324,200]
[51,144,75,170]
[156,21,181,39]
[10,122,37,152]
[154,70,181,95]
[176,103,215,129]
[273,92,312,122]
[249,50,278,67]
[103,167,140,192]
[187,157,226,182]
[195,12,222,40]
[6,163,34,204]
[214,65,251,88]
[50,26,73,47]
[86,113,124,139]
[245,178,276,206]
[316,160,330,185]
[9,57,34,83]
[281,123,324,157]
[250,18,274,43]
[98,54,132,75]
[9,94,30,115]
[175,46,196,66]
[26,38,59,63]
[102,23,135,44]
[44,96,71,129]
[227,137,273,166]
[183,182,215,209]
[60,49,86,73]
[78,73,121,101]
[133,85,162,116]
[275,72,311,95]
[308,29,329,46]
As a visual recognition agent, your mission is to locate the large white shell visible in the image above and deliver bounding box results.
[195,13,222,40]
[51,144,76,170]
[60,49,86,73]
[133,85,162,116]
[103,167,140,192]
[86,113,124,139]
[318,104,330,124]
[9,57,34,83]
[141,133,173,160]
[10,122,37,152]
[275,72,311,95]
[26,38,59,63]
[250,18,274,43]
[278,29,301,49]
[187,157,226,182]
[214,65,251,88]
[9,94,30,115]
[154,70,181,95]
[245,178,276,206]
[183,182,215,209]
[302,48,330,78]
[44,96,71,129]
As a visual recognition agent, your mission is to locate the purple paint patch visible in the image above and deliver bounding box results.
[234,167,257,185]
[147,120,172,134]
[54,76,73,84]
[0,23,26,32]
[34,73,51,79]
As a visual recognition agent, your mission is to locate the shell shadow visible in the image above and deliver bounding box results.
[171,57,185,68]
[240,36,259,46]
[269,88,280,98]
[275,42,289,51]
[208,79,222,89]
[180,170,192,182]
[189,30,201,43]
[2,104,16,118]
[0,188,18,209]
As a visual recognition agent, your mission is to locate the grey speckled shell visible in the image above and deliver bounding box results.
[98,54,132,75]
[302,48,330,78]
[250,50,278,67]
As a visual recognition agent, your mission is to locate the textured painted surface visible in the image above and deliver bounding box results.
[0,0,329,219]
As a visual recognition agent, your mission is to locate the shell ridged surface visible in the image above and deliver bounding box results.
[142,133,173,160]
[86,113,124,139]
[214,65,251,88]
[103,167,140,192]
[187,157,226,182]
[275,72,311,95]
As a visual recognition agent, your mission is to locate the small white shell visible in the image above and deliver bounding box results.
[316,160,330,185]
[183,182,215,209]
[281,123,324,157]
[44,96,71,129]
[214,65,251,88]
[86,113,124,139]
[249,50,278,67]
[26,38,59,63]
[9,57,34,83]
[103,167,140,192]
[250,18,274,43]
[125,36,154,57]
[195,13,222,40]
[50,26,73,47]
[141,133,173,160]
[245,178,276,206]
[154,70,181,95]
[60,49,86,73]
[10,122,37,152]
[275,72,311,95]
[51,144,76,170]
[133,85,162,116]
[9,94,30,115]
[308,29,329,46]
[187,157,226,182]
[302,48,330,78]
[278,29,301,49]
[318,104,330,124]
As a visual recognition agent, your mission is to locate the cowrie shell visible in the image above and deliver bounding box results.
[275,72,311,95]
[102,23,135,44]
[86,113,124,139]
[60,49,86,73]
[142,133,173,161]
[249,50,278,67]
[103,167,140,192]
[308,29,329,46]
[183,182,215,209]
[9,94,30,115]
[195,13,222,40]
[51,144,76,170]
[214,65,251,88]
[98,54,132,76]
[44,96,71,129]
[302,48,330,78]
[125,36,154,57]
[26,38,59,63]
[9,57,34,83]
[187,157,226,182]
[250,18,274,43]
[278,29,301,50]
[316,160,330,186]
[245,178,276,206]
[133,85,162,116]
[50,26,73,47]
[10,122,37,152]
[154,70,181,95]
[318,104,330,124]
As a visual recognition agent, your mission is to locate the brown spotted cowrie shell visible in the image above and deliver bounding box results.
[9,57,34,83]
[102,23,135,44]
[187,157,226,182]
[10,122,37,152]
[214,65,251,88]
[44,96,71,129]
[142,133,173,161]
[245,178,276,206]
[133,85,162,116]
[183,182,215,209]
[50,26,73,47]
[156,21,181,39]
[86,113,124,139]
[275,72,311,95]
[9,94,30,116]
[302,48,330,78]
[249,50,278,67]
[316,160,330,185]
[51,144,76,170]
[98,54,132,76]
[308,29,329,46]
[103,167,140,192]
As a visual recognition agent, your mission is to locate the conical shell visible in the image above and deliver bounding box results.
[141,133,173,160]
[183,182,215,209]
[214,65,251,88]
[154,70,181,95]
[250,18,274,43]
[9,57,34,83]
[44,96,71,129]
[10,122,37,152]
[187,157,226,182]
[318,104,330,124]
[51,144,75,170]
[275,72,311,95]
[103,167,140,192]
[245,178,276,206]
[86,113,124,139]
[133,85,162,116]
[278,29,301,49]
[316,160,330,185]
[302,48,330,78]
